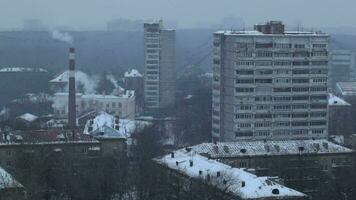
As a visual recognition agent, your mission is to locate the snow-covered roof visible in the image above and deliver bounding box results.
[328,93,350,106]
[84,112,151,138]
[154,151,306,199]
[0,67,47,73]
[50,70,87,83]
[54,90,135,99]
[215,30,327,36]
[17,113,38,122]
[190,139,353,158]
[124,69,143,78]
[337,82,356,96]
[0,167,23,189]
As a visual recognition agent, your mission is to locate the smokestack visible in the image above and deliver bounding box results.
[68,47,76,129]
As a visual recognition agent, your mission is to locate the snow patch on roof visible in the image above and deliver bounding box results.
[0,167,23,189]
[154,151,306,199]
[124,69,143,78]
[0,67,47,73]
[328,93,350,106]
[17,113,38,122]
[190,139,353,158]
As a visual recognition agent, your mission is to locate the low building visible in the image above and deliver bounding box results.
[0,167,26,200]
[154,150,308,200]
[328,94,353,145]
[124,69,144,115]
[52,90,135,120]
[0,130,101,172]
[84,112,151,156]
[189,139,354,196]
[336,82,356,132]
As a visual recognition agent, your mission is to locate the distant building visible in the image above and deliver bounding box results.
[23,19,47,31]
[189,139,354,196]
[49,70,94,93]
[329,50,355,91]
[213,21,329,141]
[336,82,356,133]
[0,67,50,107]
[52,90,135,120]
[124,69,144,115]
[107,19,143,31]
[154,150,308,200]
[328,94,353,144]
[144,20,176,115]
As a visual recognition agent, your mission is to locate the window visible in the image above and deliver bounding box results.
[236,105,252,110]
[256,69,273,75]
[274,113,290,118]
[275,121,290,127]
[236,79,254,84]
[274,60,291,66]
[235,88,254,93]
[292,69,309,74]
[293,61,309,66]
[310,112,327,118]
[292,129,308,135]
[236,70,254,75]
[255,121,271,127]
[293,104,309,109]
[274,43,291,49]
[292,78,309,83]
[238,123,252,128]
[274,105,291,110]
[256,105,270,110]
[274,52,292,57]
[292,87,309,92]
[275,69,291,74]
[236,61,254,66]
[239,162,247,168]
[235,132,253,137]
[255,79,272,83]
[310,121,327,126]
[274,78,290,84]
[310,87,327,92]
[112,102,116,108]
[255,96,272,102]
[292,121,308,126]
[256,51,273,57]
[312,51,328,57]
[255,61,273,66]
[274,96,291,102]
[292,96,309,101]
[312,129,325,134]
[292,113,309,118]
[273,87,291,92]
[294,44,306,48]
[255,113,272,118]
[310,69,327,74]
[313,44,327,48]
[311,104,327,109]
[235,114,253,119]
[312,61,328,66]
[256,42,273,48]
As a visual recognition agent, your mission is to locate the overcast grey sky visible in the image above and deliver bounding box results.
[1,0,355,30]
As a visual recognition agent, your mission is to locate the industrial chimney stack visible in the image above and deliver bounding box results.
[68,47,76,129]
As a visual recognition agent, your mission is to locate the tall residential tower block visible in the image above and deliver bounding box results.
[144,20,176,116]
[212,21,329,141]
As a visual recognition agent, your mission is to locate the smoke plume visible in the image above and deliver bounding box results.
[52,30,73,43]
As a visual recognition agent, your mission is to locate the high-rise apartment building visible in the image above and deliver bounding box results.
[144,20,176,116]
[212,21,329,142]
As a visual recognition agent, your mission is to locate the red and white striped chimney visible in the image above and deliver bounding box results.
[68,47,76,129]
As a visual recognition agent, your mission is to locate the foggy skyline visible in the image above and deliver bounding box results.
[1,0,356,31]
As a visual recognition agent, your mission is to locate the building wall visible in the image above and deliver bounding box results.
[52,93,136,119]
[213,32,329,141]
[124,76,144,115]
[214,153,354,196]
[328,104,353,142]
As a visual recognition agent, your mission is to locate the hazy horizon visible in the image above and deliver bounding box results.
[2,0,356,31]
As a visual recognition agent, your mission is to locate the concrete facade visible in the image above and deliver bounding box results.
[212,22,329,141]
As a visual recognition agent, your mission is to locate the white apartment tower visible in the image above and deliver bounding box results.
[144,20,176,115]
[212,21,329,142]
